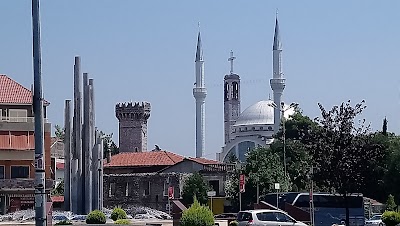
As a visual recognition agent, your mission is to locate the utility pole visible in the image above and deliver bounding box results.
[281,102,287,185]
[32,0,46,225]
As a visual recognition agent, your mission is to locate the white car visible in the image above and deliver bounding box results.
[237,209,308,226]
[365,215,385,226]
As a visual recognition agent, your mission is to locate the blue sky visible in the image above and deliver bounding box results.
[1,1,400,159]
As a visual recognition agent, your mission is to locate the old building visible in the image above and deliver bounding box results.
[103,150,234,212]
[0,75,54,214]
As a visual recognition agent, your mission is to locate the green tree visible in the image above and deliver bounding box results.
[54,125,65,141]
[99,131,119,157]
[386,194,397,211]
[307,100,385,226]
[180,197,214,226]
[226,147,287,210]
[182,173,210,205]
[382,117,388,136]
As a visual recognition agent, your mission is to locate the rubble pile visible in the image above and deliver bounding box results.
[0,205,171,222]
[110,205,171,220]
[0,209,35,222]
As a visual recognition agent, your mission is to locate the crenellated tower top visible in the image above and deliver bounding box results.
[115,101,151,121]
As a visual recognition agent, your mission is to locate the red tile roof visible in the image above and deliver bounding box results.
[0,74,49,105]
[51,196,64,203]
[56,163,65,170]
[0,131,34,150]
[105,151,185,167]
[0,75,32,104]
[189,157,221,165]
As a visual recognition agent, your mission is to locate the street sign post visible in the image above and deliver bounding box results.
[207,191,216,213]
[274,183,280,208]
[239,174,245,211]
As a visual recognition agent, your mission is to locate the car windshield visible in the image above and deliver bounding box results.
[370,215,381,220]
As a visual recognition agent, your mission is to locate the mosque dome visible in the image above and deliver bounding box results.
[234,100,296,126]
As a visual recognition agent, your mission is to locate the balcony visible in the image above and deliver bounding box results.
[0,117,50,132]
[201,164,235,173]
[0,179,54,191]
[0,117,48,123]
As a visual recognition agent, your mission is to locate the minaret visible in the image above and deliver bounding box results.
[224,51,241,144]
[193,29,207,158]
[270,14,286,133]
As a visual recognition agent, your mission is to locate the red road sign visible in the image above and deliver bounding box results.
[239,174,245,193]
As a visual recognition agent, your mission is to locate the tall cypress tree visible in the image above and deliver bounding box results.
[382,117,388,136]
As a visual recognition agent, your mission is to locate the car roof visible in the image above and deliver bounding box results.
[239,209,285,214]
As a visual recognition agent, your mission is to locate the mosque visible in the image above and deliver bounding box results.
[215,16,296,163]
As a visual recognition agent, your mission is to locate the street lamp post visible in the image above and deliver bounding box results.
[268,101,298,186]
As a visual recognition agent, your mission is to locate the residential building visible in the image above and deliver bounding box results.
[0,75,53,214]
[103,150,234,212]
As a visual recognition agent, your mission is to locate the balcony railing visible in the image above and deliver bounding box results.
[202,164,235,172]
[0,117,48,123]
[0,179,54,190]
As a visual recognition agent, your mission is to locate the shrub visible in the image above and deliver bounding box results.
[55,220,72,225]
[111,207,127,221]
[180,197,214,226]
[382,211,400,226]
[86,209,106,224]
[229,220,239,226]
[115,219,131,225]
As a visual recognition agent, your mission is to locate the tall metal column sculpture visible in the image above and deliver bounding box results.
[32,0,46,225]
[64,100,72,211]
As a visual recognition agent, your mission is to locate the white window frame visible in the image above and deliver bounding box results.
[0,109,2,121]
[10,165,30,179]
[163,181,168,197]
[8,109,28,122]
[143,181,150,196]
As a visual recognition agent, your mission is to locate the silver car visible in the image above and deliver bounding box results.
[237,209,308,226]
[365,215,385,226]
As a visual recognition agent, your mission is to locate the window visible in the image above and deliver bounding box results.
[237,212,253,221]
[163,181,169,196]
[125,182,129,197]
[0,166,4,179]
[109,183,116,197]
[256,212,277,221]
[11,166,29,178]
[9,109,28,122]
[143,181,150,196]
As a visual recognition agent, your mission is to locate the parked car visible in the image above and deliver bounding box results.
[365,215,384,226]
[237,209,308,226]
[71,215,87,222]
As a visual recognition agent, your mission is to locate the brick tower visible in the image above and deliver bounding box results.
[115,102,151,152]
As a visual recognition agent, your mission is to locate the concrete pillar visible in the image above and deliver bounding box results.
[99,135,104,210]
[72,56,83,214]
[83,73,92,213]
[63,99,72,211]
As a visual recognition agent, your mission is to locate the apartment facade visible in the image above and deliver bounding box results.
[0,75,53,214]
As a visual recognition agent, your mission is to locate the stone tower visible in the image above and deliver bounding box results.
[115,102,151,152]
[270,15,286,133]
[224,51,241,144]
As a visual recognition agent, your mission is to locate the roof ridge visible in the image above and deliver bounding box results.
[164,150,184,164]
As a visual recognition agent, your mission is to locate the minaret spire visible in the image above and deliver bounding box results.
[193,26,207,158]
[270,13,286,133]
[273,10,281,51]
[195,24,203,62]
